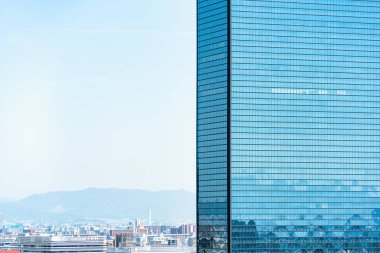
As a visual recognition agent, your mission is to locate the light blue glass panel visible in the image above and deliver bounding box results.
[230,0,380,252]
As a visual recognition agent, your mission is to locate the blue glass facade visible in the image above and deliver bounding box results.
[197,1,380,253]
[197,0,229,252]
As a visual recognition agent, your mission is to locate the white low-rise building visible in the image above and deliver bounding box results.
[19,235,106,252]
[0,237,19,250]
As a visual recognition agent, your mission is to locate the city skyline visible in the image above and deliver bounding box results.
[2,1,380,253]
[0,220,197,252]
[0,0,196,200]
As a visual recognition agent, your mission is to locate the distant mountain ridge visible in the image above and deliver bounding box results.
[0,188,195,223]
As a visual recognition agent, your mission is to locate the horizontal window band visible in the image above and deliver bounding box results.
[232,76,380,83]
[230,62,380,71]
[230,96,380,104]
[229,149,380,154]
[229,108,380,115]
[231,50,380,59]
[231,52,379,63]
[229,0,380,9]
[231,3,380,14]
[230,66,380,75]
[231,4,380,15]
[231,9,380,21]
[231,17,380,29]
[231,33,380,43]
[231,85,380,92]
[231,44,380,53]
[228,102,380,109]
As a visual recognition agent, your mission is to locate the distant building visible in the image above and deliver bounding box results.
[106,248,131,253]
[0,238,19,250]
[110,229,135,248]
[169,228,179,235]
[136,227,147,236]
[136,235,148,247]
[21,228,35,234]
[179,225,195,235]
[19,235,106,252]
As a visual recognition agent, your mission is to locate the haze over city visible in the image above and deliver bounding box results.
[0,0,196,200]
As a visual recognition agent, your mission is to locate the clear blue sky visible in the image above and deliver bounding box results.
[0,0,196,199]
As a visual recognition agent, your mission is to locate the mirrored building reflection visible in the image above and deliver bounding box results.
[197,1,380,252]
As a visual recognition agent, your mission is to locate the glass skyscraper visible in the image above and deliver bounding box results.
[197,1,380,253]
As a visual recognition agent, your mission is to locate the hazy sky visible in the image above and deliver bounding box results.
[0,0,196,200]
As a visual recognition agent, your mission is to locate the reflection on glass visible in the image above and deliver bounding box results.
[197,0,380,252]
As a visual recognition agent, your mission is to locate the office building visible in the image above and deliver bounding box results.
[197,1,380,252]
[110,230,135,248]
